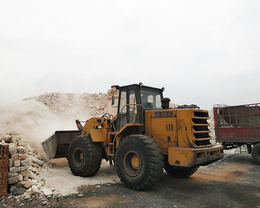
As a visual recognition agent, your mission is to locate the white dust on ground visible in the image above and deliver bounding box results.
[41,159,120,196]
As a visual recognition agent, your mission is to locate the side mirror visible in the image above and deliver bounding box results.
[111,88,118,107]
[112,96,115,106]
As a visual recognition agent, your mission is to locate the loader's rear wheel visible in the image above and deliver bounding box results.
[164,161,198,178]
[115,135,164,190]
[252,143,260,164]
[67,135,102,177]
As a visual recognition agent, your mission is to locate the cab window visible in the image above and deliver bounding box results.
[141,90,162,109]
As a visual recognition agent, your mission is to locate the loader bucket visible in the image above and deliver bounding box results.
[41,130,80,159]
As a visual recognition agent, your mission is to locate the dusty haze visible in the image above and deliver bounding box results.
[0,90,116,155]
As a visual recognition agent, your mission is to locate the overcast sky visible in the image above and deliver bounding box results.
[0,0,259,109]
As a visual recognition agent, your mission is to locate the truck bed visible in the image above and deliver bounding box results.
[213,103,260,144]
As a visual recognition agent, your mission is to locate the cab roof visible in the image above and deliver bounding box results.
[113,83,164,93]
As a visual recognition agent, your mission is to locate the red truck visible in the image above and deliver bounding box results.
[213,103,260,164]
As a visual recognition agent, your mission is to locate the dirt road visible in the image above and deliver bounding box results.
[1,153,260,208]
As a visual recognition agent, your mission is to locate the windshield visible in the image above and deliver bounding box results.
[140,90,162,110]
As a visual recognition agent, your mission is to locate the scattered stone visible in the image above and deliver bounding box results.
[21,158,31,166]
[2,134,12,143]
[36,153,44,161]
[42,188,52,197]
[32,162,40,168]
[32,157,44,166]
[18,175,23,182]
[30,167,38,174]
[8,176,19,185]
[8,172,19,178]
[19,154,26,160]
[6,147,40,192]
[11,154,19,161]
[8,144,17,155]
[13,159,20,167]
[18,140,27,147]
[9,159,13,168]
[42,201,48,205]
[17,146,26,154]
[25,144,34,153]
[21,179,33,189]
[9,167,20,173]
[29,185,41,195]
[20,170,34,179]
[10,186,26,196]
[20,166,29,172]
[11,134,21,143]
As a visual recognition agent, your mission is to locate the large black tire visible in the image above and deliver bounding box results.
[164,161,198,178]
[252,143,260,164]
[115,135,164,190]
[67,135,102,177]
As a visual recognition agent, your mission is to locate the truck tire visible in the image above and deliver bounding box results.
[67,135,102,177]
[115,135,164,190]
[252,143,260,164]
[164,162,198,178]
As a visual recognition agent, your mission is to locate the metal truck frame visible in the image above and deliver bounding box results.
[214,103,260,164]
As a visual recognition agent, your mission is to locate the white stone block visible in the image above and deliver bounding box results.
[13,159,20,167]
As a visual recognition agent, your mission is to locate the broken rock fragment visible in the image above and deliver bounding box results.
[32,157,44,166]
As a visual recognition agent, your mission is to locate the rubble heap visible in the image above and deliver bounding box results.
[1,131,48,196]
[25,91,113,117]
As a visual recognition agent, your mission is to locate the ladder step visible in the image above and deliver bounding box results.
[194,130,211,134]
[193,116,209,119]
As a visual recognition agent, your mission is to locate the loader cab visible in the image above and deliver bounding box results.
[114,83,164,131]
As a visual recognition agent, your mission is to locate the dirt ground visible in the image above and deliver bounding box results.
[1,153,260,208]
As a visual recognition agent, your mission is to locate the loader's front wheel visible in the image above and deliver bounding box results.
[164,161,198,178]
[115,135,164,190]
[67,135,102,177]
[252,143,260,164]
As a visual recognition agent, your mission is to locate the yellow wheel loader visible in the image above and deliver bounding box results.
[42,83,223,190]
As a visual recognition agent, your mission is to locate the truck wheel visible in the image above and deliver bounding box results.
[164,162,198,178]
[252,143,260,164]
[67,135,102,177]
[115,135,164,190]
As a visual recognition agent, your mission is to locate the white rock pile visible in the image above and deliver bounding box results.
[27,91,112,117]
[1,131,51,197]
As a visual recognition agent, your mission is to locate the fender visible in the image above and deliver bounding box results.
[89,128,107,142]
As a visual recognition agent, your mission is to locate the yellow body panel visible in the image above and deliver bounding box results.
[89,129,108,142]
[145,110,178,154]
[81,117,113,146]
[145,108,223,167]
[168,147,195,167]
[168,145,223,167]
[79,108,223,168]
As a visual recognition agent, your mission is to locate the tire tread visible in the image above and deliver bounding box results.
[115,135,164,190]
